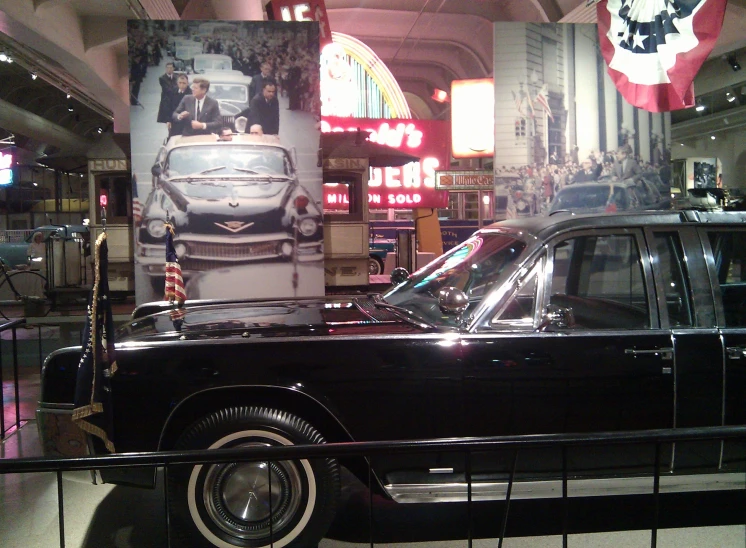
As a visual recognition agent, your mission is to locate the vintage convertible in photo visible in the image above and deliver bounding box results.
[39,210,746,547]
[138,133,323,289]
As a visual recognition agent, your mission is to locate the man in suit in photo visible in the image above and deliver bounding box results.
[249,62,273,102]
[167,74,192,138]
[612,145,642,182]
[157,62,178,125]
[172,77,221,136]
[247,81,280,136]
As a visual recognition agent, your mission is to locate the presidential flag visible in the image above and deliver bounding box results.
[72,231,117,452]
[597,0,727,112]
[164,223,186,306]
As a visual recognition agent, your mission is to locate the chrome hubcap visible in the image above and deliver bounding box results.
[202,443,303,540]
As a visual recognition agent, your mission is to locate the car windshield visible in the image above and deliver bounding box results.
[170,180,287,199]
[166,145,291,177]
[383,232,527,328]
[208,83,247,102]
[551,184,628,211]
[195,59,233,72]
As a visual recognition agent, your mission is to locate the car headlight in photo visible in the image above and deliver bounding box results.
[147,219,168,238]
[298,217,318,236]
[174,242,188,258]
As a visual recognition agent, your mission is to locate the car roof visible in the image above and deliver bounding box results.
[481,210,746,240]
[165,133,285,150]
[190,71,251,83]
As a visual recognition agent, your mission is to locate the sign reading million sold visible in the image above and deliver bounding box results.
[436,170,493,191]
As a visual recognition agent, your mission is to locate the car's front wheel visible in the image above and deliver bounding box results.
[368,255,384,276]
[169,407,340,548]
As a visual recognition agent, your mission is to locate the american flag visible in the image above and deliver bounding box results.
[72,231,117,452]
[597,0,727,112]
[164,223,186,306]
[132,173,143,225]
[533,84,554,122]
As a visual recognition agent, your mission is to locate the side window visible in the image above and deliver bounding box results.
[652,232,693,327]
[549,234,650,329]
[708,230,746,327]
[491,260,541,330]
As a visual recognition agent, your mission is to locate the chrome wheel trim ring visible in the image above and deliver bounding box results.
[202,445,304,540]
[187,430,317,548]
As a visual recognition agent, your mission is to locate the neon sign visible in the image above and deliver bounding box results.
[322,117,450,209]
[0,152,13,186]
[271,0,332,45]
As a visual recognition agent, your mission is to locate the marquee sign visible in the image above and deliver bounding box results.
[321,116,450,210]
[271,0,332,46]
[436,170,493,191]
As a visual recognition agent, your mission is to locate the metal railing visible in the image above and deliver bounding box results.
[1,424,745,548]
[0,318,43,439]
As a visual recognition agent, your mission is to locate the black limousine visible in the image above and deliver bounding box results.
[38,210,746,547]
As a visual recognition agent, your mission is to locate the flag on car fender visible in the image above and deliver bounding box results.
[165,223,186,306]
[597,0,727,112]
[72,231,117,452]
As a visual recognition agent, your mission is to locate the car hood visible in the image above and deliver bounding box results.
[117,297,425,342]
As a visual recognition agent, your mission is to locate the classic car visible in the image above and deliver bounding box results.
[38,210,746,547]
[190,70,252,118]
[192,53,234,73]
[0,224,88,269]
[548,178,669,215]
[138,133,323,288]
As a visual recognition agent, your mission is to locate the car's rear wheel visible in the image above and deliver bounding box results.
[169,407,340,548]
[369,255,384,276]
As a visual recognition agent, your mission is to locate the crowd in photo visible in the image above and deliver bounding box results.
[128,23,321,125]
[495,143,673,213]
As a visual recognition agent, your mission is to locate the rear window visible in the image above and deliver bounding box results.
[552,185,628,211]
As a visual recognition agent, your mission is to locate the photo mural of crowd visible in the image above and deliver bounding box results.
[128,21,321,127]
[495,142,673,217]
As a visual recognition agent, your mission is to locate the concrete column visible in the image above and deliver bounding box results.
[638,110,651,163]
[573,25,599,160]
[603,68,618,155]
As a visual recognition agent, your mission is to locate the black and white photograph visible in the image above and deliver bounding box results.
[493,23,673,219]
[693,158,718,188]
[128,20,323,305]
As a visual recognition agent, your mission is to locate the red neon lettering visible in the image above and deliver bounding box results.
[369,167,383,188]
[369,193,381,203]
[423,157,439,188]
[384,166,401,188]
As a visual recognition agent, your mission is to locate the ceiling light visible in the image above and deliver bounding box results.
[711,135,716,140]
[0,53,7,62]
[431,88,449,103]
[695,103,706,112]
[31,72,37,80]
[96,127,103,134]
[67,104,74,112]
[66,93,71,99]
[727,54,741,72]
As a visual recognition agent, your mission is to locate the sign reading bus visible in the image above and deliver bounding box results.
[321,117,450,210]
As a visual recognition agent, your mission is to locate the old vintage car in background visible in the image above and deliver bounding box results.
[189,70,252,120]
[38,210,746,547]
[548,177,670,215]
[138,133,322,291]
[192,53,234,73]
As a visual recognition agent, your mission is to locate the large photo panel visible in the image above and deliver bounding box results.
[493,23,672,219]
[128,20,323,305]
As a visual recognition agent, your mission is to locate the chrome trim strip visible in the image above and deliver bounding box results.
[384,473,746,503]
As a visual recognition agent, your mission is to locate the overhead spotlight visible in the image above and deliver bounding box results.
[727,91,736,102]
[66,93,71,99]
[695,102,706,112]
[67,104,74,112]
[0,53,7,62]
[31,72,37,80]
[727,54,741,72]
[96,127,103,134]
[32,182,38,187]
[711,135,716,140]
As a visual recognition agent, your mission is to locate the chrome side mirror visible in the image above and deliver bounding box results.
[389,267,409,286]
[538,304,575,331]
[437,286,469,315]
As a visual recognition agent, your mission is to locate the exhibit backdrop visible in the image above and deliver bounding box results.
[128,20,323,305]
[492,23,673,218]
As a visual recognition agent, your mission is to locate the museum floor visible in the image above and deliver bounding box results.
[2,312,746,547]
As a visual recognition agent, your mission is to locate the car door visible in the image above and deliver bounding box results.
[462,228,675,480]
[702,226,746,472]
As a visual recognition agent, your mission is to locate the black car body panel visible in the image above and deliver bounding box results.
[38,210,746,544]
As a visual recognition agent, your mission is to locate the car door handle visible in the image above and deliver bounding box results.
[625,347,674,360]
[727,347,746,360]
